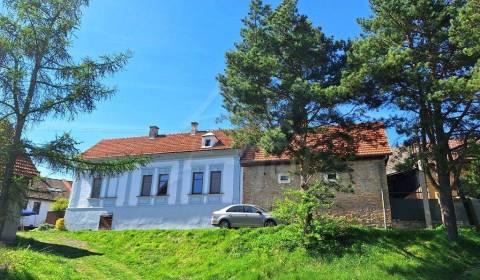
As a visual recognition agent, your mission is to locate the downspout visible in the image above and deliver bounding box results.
[379,156,389,229]
[240,166,244,204]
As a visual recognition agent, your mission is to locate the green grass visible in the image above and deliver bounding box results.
[1,226,480,279]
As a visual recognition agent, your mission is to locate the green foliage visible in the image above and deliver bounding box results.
[0,0,149,235]
[464,161,480,198]
[274,180,335,225]
[51,198,69,211]
[1,227,480,279]
[218,0,353,165]
[55,218,66,231]
[273,180,353,248]
[341,0,480,239]
[259,127,288,156]
[218,0,355,232]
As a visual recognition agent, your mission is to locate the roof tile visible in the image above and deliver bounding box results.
[241,123,392,163]
[82,130,234,159]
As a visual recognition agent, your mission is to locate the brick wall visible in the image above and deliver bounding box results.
[242,158,391,227]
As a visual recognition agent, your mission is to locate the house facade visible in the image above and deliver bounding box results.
[66,122,392,230]
[66,123,243,230]
[241,125,392,227]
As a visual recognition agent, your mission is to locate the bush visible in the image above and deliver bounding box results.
[273,180,342,227]
[272,180,356,251]
[51,198,69,211]
[55,218,66,231]
[33,223,54,231]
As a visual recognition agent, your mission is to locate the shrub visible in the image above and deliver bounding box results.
[33,223,54,231]
[55,218,66,231]
[273,180,356,251]
[51,198,69,211]
[273,180,342,228]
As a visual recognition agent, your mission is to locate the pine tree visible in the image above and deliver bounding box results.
[341,0,480,240]
[0,0,149,241]
[218,0,353,232]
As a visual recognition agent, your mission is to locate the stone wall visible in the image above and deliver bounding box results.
[242,158,391,227]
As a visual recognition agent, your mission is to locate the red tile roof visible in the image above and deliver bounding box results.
[29,177,72,201]
[241,123,392,164]
[14,156,40,178]
[82,131,235,159]
[82,124,392,162]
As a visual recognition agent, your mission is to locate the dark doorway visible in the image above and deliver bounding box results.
[98,214,113,230]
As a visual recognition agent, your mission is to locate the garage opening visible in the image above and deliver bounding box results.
[98,214,113,230]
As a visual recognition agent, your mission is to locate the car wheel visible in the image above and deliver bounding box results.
[264,220,276,227]
[219,219,230,229]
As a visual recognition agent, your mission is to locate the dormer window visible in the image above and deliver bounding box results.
[201,132,218,148]
[204,139,211,147]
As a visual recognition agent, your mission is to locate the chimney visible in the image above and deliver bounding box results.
[149,125,159,139]
[191,122,199,135]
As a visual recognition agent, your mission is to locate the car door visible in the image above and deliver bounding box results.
[243,206,264,227]
[226,205,246,227]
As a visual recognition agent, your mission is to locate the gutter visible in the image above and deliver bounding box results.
[379,155,389,229]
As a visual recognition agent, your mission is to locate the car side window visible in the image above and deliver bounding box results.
[244,206,258,213]
[226,206,244,213]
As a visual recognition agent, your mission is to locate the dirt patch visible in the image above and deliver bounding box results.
[56,237,92,251]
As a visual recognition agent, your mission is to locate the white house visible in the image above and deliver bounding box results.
[22,177,72,228]
[66,123,243,230]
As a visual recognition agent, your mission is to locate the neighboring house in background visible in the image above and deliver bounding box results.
[386,144,480,227]
[21,177,72,228]
[386,142,473,199]
[66,122,393,230]
[0,156,40,241]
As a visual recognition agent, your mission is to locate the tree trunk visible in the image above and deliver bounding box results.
[0,152,20,241]
[437,172,459,240]
[0,120,25,242]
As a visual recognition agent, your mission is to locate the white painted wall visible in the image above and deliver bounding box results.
[21,199,52,227]
[66,150,242,230]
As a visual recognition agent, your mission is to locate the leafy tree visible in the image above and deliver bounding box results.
[464,143,480,198]
[51,198,69,211]
[218,0,354,233]
[273,182,354,250]
[0,0,149,241]
[341,0,480,239]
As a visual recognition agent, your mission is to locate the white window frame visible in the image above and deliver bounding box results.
[278,173,291,184]
[324,172,339,182]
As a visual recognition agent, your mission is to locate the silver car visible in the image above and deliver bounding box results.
[211,204,277,228]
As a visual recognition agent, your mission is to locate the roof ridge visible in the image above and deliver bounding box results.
[96,129,227,142]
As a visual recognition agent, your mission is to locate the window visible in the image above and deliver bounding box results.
[209,171,221,194]
[32,202,41,214]
[91,177,102,198]
[204,139,211,147]
[326,172,338,181]
[157,174,169,196]
[192,172,203,194]
[278,173,291,184]
[244,206,259,213]
[226,205,244,213]
[140,175,153,196]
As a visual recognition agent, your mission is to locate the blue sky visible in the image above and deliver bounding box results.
[25,0,401,179]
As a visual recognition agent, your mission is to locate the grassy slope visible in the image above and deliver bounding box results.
[1,226,480,280]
